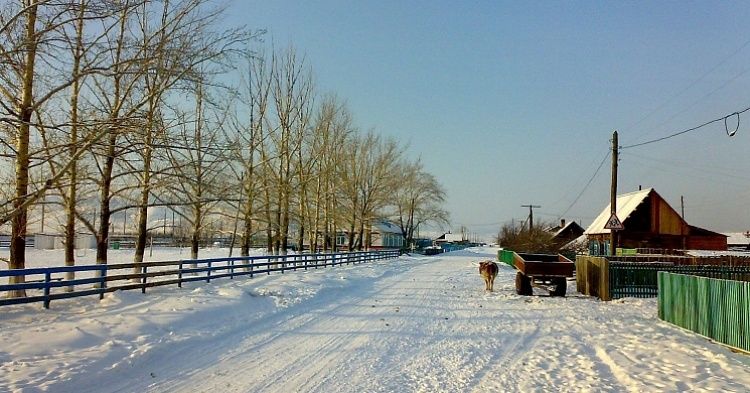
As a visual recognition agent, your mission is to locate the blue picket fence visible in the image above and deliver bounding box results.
[0,250,400,309]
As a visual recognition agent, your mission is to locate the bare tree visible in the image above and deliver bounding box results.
[264,46,314,255]
[0,1,125,294]
[225,48,271,256]
[338,131,404,250]
[392,159,449,248]
[496,220,557,253]
[305,93,353,252]
[163,84,231,259]
[132,0,254,264]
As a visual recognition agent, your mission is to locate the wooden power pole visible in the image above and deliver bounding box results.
[521,204,541,232]
[610,130,618,256]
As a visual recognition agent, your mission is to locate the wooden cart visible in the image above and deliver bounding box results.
[513,252,574,297]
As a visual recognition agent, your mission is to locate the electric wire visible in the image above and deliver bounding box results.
[625,38,750,140]
[620,105,750,149]
[561,149,611,218]
[620,151,750,182]
[629,65,750,144]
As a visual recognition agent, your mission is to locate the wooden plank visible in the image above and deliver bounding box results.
[519,261,574,277]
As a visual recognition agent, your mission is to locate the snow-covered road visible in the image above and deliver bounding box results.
[2,247,750,392]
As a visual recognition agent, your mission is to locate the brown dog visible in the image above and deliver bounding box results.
[479,260,499,291]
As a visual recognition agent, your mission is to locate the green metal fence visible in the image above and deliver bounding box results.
[498,249,515,268]
[609,262,750,300]
[658,272,750,353]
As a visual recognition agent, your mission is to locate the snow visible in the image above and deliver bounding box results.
[1,246,750,392]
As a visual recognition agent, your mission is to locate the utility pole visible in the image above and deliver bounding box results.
[680,196,685,219]
[610,130,618,256]
[521,204,541,231]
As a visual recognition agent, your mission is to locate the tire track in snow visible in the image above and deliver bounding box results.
[148,259,431,393]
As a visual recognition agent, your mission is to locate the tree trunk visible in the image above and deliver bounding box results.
[96,132,117,267]
[64,0,86,292]
[240,177,254,256]
[133,142,152,279]
[190,204,201,260]
[240,214,252,257]
[9,2,40,298]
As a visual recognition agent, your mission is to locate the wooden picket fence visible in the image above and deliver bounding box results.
[0,250,400,309]
[659,272,750,354]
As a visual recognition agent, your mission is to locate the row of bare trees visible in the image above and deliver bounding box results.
[0,1,449,295]
[223,47,450,257]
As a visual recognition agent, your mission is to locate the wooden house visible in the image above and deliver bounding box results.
[585,188,726,255]
[545,219,585,246]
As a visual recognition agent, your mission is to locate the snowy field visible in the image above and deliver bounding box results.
[1,246,750,392]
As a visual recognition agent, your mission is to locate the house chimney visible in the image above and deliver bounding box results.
[560,219,566,228]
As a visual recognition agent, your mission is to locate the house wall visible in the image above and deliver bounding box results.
[653,196,687,236]
[334,230,403,250]
[687,236,726,251]
[371,232,403,249]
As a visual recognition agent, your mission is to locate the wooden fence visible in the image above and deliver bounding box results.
[658,272,750,353]
[576,256,610,300]
[0,250,400,309]
[576,255,750,301]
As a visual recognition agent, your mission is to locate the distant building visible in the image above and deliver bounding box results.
[585,188,727,255]
[435,232,466,245]
[724,232,750,251]
[369,221,405,249]
[333,220,404,250]
[544,219,585,246]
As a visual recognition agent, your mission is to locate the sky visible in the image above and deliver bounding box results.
[231,2,750,240]
[3,246,750,392]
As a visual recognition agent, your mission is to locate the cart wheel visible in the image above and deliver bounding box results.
[550,277,567,297]
[515,272,532,296]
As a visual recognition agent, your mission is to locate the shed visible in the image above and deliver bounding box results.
[585,188,727,254]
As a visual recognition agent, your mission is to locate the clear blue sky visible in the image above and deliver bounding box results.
[232,1,750,240]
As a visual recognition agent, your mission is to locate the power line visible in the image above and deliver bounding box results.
[561,149,610,217]
[620,105,750,150]
[620,151,750,182]
[625,38,750,140]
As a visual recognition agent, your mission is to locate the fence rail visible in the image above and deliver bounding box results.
[0,250,400,309]
[658,272,750,353]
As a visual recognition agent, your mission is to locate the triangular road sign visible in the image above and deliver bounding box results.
[604,213,624,230]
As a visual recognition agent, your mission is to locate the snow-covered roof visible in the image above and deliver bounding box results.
[562,234,587,249]
[437,233,464,243]
[371,221,402,235]
[684,249,750,257]
[550,221,583,238]
[723,232,750,246]
[584,188,653,235]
